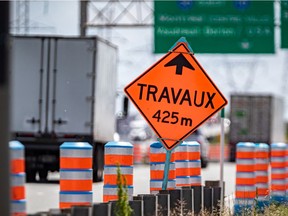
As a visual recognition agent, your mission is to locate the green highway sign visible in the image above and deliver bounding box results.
[281,0,288,48]
[154,0,275,54]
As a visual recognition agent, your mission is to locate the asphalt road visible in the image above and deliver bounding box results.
[26,162,236,214]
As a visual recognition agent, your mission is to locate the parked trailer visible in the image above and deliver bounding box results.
[10,36,118,182]
[229,94,285,161]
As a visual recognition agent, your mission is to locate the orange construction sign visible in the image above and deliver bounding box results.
[124,42,227,150]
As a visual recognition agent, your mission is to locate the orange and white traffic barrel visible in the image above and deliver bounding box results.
[60,169,92,192]
[186,141,201,186]
[103,185,134,202]
[59,142,93,208]
[234,142,256,215]
[103,142,133,202]
[174,142,190,187]
[59,191,93,209]
[10,141,25,174]
[286,145,288,201]
[60,142,93,170]
[149,142,175,193]
[104,166,133,186]
[270,142,287,203]
[255,143,269,209]
[10,141,26,216]
[104,142,133,166]
[150,162,175,182]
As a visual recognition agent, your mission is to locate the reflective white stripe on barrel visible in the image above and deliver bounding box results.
[105,147,133,155]
[236,186,256,192]
[236,142,255,151]
[150,163,175,171]
[10,141,24,158]
[105,142,133,155]
[60,169,92,180]
[150,146,166,154]
[257,196,269,201]
[271,168,286,174]
[103,185,133,196]
[175,145,188,153]
[271,179,286,185]
[189,160,201,168]
[104,166,133,175]
[59,192,92,203]
[175,161,189,169]
[237,147,255,152]
[236,159,255,165]
[190,176,201,184]
[255,143,269,151]
[186,142,200,152]
[271,157,285,163]
[234,198,254,205]
[11,200,26,213]
[271,143,287,149]
[60,149,92,158]
[236,172,255,178]
[255,171,268,177]
[150,180,176,189]
[11,173,25,186]
[255,158,269,164]
[176,176,190,185]
[256,183,269,189]
[10,149,24,160]
[271,191,286,196]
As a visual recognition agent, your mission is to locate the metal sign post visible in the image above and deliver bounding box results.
[220,108,225,213]
[162,148,172,190]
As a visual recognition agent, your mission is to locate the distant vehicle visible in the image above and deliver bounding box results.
[229,94,285,161]
[184,129,210,168]
[10,36,118,182]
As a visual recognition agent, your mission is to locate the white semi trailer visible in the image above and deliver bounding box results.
[10,36,118,182]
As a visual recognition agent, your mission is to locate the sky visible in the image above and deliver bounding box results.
[9,0,288,120]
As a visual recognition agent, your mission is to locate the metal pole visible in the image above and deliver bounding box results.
[80,0,87,36]
[219,108,225,214]
[162,149,172,190]
[0,1,11,216]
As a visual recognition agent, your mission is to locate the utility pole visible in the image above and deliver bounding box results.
[80,0,88,36]
[0,1,11,216]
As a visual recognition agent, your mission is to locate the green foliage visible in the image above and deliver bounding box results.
[114,165,133,216]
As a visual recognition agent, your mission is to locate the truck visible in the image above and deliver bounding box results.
[229,94,286,161]
[10,35,118,182]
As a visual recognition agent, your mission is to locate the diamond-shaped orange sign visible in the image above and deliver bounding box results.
[124,42,227,150]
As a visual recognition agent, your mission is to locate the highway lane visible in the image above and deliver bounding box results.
[26,162,236,214]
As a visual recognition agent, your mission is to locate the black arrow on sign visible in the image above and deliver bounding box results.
[164,53,195,75]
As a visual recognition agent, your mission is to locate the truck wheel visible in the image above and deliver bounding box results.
[229,146,236,162]
[38,169,48,182]
[93,143,104,182]
[201,157,208,168]
[26,170,37,182]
